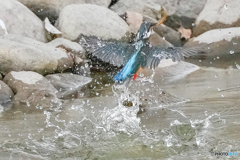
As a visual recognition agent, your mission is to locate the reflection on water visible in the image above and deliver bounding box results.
[0,62,240,159]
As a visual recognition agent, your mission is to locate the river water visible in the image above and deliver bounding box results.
[0,61,239,159]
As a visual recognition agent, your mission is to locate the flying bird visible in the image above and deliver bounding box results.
[80,14,204,83]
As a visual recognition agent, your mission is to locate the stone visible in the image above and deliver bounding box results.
[3,71,60,108]
[153,24,182,46]
[112,0,206,29]
[149,32,173,47]
[120,11,181,46]
[193,0,240,37]
[0,19,8,35]
[58,4,129,41]
[184,27,240,68]
[0,81,14,108]
[0,34,74,75]
[17,0,111,22]
[0,0,47,42]
[47,38,86,64]
[111,0,162,20]
[44,17,62,41]
[45,73,92,99]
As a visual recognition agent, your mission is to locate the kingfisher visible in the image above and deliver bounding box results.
[80,21,204,83]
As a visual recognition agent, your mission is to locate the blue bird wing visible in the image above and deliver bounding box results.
[79,35,136,67]
[141,46,205,69]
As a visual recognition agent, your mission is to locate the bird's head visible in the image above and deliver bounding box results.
[136,21,156,40]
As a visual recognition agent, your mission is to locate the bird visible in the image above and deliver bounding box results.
[80,20,204,83]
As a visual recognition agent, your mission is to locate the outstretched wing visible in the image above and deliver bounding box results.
[141,46,205,69]
[79,35,136,67]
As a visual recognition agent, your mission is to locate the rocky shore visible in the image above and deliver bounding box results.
[0,0,239,110]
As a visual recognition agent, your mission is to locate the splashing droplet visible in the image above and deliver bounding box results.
[230,50,234,54]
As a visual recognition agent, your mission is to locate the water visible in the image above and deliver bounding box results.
[0,62,240,159]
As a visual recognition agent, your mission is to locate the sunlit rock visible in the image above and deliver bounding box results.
[58,4,129,41]
[184,27,240,68]
[0,0,47,42]
[45,73,92,99]
[47,38,86,64]
[0,81,14,109]
[193,0,240,37]
[0,34,74,75]
[17,0,111,22]
[3,71,60,108]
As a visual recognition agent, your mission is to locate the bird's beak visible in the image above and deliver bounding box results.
[156,6,168,26]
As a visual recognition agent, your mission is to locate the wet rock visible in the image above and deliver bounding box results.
[0,0,47,42]
[153,24,182,46]
[193,0,240,37]
[111,0,161,20]
[58,4,129,41]
[184,27,240,68]
[47,38,86,64]
[149,32,173,47]
[0,34,74,75]
[3,71,60,108]
[45,73,92,99]
[0,81,14,108]
[17,0,111,23]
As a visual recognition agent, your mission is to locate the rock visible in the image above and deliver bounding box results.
[45,73,92,99]
[193,0,240,37]
[111,0,162,20]
[178,27,192,40]
[0,81,14,108]
[162,0,206,30]
[153,24,182,46]
[149,32,173,47]
[58,4,129,41]
[0,34,74,75]
[0,0,47,42]
[120,11,181,46]
[17,0,111,22]
[184,27,240,68]
[47,38,86,64]
[3,71,60,108]
[112,0,206,28]
[44,17,62,41]
[0,19,8,35]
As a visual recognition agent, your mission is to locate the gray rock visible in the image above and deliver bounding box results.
[111,0,206,23]
[160,0,206,30]
[58,4,129,41]
[17,0,111,22]
[111,0,161,20]
[184,27,240,68]
[149,32,173,47]
[0,0,47,42]
[0,81,14,108]
[193,0,240,37]
[0,34,74,75]
[3,71,60,108]
[45,73,92,99]
[47,38,86,65]
[120,11,178,46]
[153,24,182,47]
